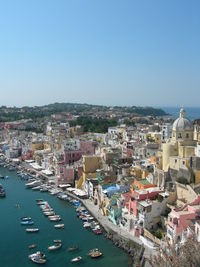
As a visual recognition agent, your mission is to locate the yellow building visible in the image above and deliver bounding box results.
[76,155,102,189]
[162,108,196,176]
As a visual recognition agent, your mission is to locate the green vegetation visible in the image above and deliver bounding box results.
[0,103,167,123]
[70,116,118,133]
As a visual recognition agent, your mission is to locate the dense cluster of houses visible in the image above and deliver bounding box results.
[1,108,200,247]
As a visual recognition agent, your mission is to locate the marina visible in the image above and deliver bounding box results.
[0,165,128,267]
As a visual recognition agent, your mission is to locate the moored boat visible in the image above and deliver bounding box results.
[26,228,39,233]
[29,244,37,249]
[21,216,32,221]
[29,251,46,264]
[21,220,34,225]
[90,250,102,258]
[71,256,82,263]
[48,242,62,251]
[68,245,78,252]
[54,224,64,229]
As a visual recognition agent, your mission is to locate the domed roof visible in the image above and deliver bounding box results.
[172,108,193,131]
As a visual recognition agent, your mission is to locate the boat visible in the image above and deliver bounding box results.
[26,228,39,233]
[53,240,62,243]
[71,256,82,263]
[40,187,48,192]
[0,184,6,197]
[43,211,55,216]
[21,216,32,221]
[48,215,61,222]
[0,174,4,179]
[68,245,78,252]
[26,180,41,188]
[29,244,37,249]
[32,186,41,191]
[93,229,103,235]
[83,222,91,228]
[0,189,6,197]
[87,248,100,256]
[36,199,44,203]
[90,250,102,258]
[54,224,64,229]
[21,220,34,225]
[29,251,46,264]
[48,243,62,251]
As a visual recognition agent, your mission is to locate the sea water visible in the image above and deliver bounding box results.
[0,167,128,267]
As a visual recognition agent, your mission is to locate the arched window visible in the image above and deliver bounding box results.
[186,133,189,138]
[178,133,182,139]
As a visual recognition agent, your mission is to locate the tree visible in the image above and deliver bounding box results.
[148,235,200,267]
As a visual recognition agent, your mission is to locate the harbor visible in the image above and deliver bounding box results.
[0,165,128,267]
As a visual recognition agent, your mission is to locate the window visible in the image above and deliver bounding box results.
[130,208,133,214]
[183,161,185,165]
[186,133,189,138]
[178,133,182,138]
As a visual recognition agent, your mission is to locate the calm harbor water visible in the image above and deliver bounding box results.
[0,167,128,267]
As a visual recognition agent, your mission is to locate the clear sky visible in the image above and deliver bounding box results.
[0,0,199,107]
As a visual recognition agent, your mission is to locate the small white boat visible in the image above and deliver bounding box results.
[43,211,55,216]
[26,228,39,233]
[29,244,37,249]
[54,224,64,229]
[29,251,46,264]
[49,217,61,222]
[71,256,82,263]
[48,243,62,251]
[83,222,91,228]
[26,181,41,188]
[32,186,41,191]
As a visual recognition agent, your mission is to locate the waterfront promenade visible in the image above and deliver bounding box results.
[65,190,155,266]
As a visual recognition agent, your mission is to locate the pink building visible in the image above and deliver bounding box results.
[80,140,97,155]
[167,196,200,243]
[57,162,75,186]
[64,149,82,165]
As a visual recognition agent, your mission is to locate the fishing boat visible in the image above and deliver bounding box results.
[90,250,102,258]
[48,215,61,222]
[83,222,91,228]
[71,256,82,263]
[0,174,4,179]
[93,229,103,235]
[0,189,6,197]
[29,244,37,249]
[32,186,41,191]
[40,187,48,192]
[68,245,78,252]
[29,251,46,264]
[26,228,39,233]
[21,216,32,221]
[36,199,44,203]
[48,243,62,251]
[26,180,41,188]
[53,240,62,243]
[21,220,34,225]
[54,224,64,229]
[0,184,6,197]
[87,248,100,256]
[43,211,55,216]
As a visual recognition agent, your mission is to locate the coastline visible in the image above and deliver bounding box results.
[0,156,154,266]
[63,190,154,266]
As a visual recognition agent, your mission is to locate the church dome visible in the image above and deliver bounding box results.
[172,108,193,131]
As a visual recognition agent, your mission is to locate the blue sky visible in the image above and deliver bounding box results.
[0,0,199,107]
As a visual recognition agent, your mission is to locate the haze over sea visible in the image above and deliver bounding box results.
[163,107,200,120]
